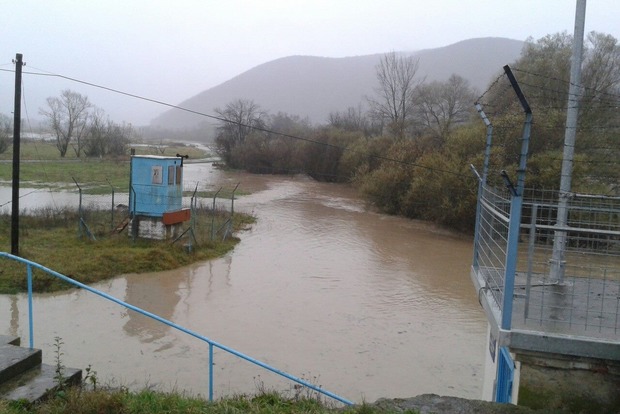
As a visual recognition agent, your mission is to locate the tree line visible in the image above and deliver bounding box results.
[0,90,133,158]
[214,32,620,232]
[3,32,615,233]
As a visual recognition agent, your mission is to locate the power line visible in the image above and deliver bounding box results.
[5,64,617,182]
[2,66,470,178]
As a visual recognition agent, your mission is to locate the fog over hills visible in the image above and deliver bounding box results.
[152,37,524,129]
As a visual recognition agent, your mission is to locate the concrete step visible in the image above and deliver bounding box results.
[0,337,83,403]
[0,363,82,402]
[0,344,42,384]
[0,335,20,346]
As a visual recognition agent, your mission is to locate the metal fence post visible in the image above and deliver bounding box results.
[72,177,95,240]
[27,264,33,349]
[209,343,214,401]
[73,177,84,238]
[501,65,532,331]
[231,182,240,217]
[473,103,493,268]
[524,204,539,320]
[107,179,115,231]
[130,185,137,242]
[211,187,222,241]
[189,184,198,252]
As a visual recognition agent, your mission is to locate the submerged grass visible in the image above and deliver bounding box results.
[0,141,210,193]
[0,208,254,294]
[0,140,209,162]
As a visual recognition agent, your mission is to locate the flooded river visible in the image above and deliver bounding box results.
[0,163,487,403]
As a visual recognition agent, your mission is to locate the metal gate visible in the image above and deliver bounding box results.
[495,346,514,403]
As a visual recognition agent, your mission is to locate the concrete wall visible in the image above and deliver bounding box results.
[515,352,620,412]
[130,216,184,240]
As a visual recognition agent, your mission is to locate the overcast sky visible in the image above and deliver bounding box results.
[2,0,619,126]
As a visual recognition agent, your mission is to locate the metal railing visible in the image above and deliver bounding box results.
[0,252,353,405]
[474,184,511,310]
[473,186,620,339]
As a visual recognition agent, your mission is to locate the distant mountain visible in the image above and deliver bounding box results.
[152,37,524,129]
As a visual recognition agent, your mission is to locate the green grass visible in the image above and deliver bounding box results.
[0,388,401,414]
[0,208,254,294]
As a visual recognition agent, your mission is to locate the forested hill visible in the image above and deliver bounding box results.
[151,37,524,129]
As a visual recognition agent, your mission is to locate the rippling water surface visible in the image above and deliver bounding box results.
[0,163,487,402]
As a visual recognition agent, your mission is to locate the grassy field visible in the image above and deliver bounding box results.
[0,140,210,192]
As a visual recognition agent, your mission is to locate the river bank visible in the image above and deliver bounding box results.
[0,390,554,413]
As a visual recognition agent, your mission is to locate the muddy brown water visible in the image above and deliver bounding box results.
[0,163,487,403]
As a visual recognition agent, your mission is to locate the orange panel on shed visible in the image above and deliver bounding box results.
[162,208,191,225]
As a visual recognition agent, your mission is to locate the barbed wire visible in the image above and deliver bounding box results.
[474,63,619,195]
[512,67,620,103]
[475,72,506,104]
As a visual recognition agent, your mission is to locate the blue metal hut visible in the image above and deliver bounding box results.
[128,155,190,239]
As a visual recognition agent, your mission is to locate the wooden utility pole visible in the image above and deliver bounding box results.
[11,53,23,256]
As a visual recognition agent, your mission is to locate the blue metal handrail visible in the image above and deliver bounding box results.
[0,252,353,405]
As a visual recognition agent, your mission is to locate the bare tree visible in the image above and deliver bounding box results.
[0,114,11,154]
[83,107,107,157]
[580,31,620,126]
[488,31,620,122]
[84,108,132,157]
[268,112,311,136]
[214,99,267,165]
[40,89,91,157]
[367,52,422,139]
[328,105,381,137]
[415,74,477,146]
[106,122,132,156]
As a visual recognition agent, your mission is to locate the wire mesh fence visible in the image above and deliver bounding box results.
[10,182,239,246]
[475,184,620,340]
[475,184,511,309]
[518,191,620,338]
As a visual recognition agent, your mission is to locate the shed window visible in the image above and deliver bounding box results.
[176,166,182,185]
[168,166,175,185]
[152,166,163,184]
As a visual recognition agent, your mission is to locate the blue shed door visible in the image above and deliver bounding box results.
[495,346,514,403]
